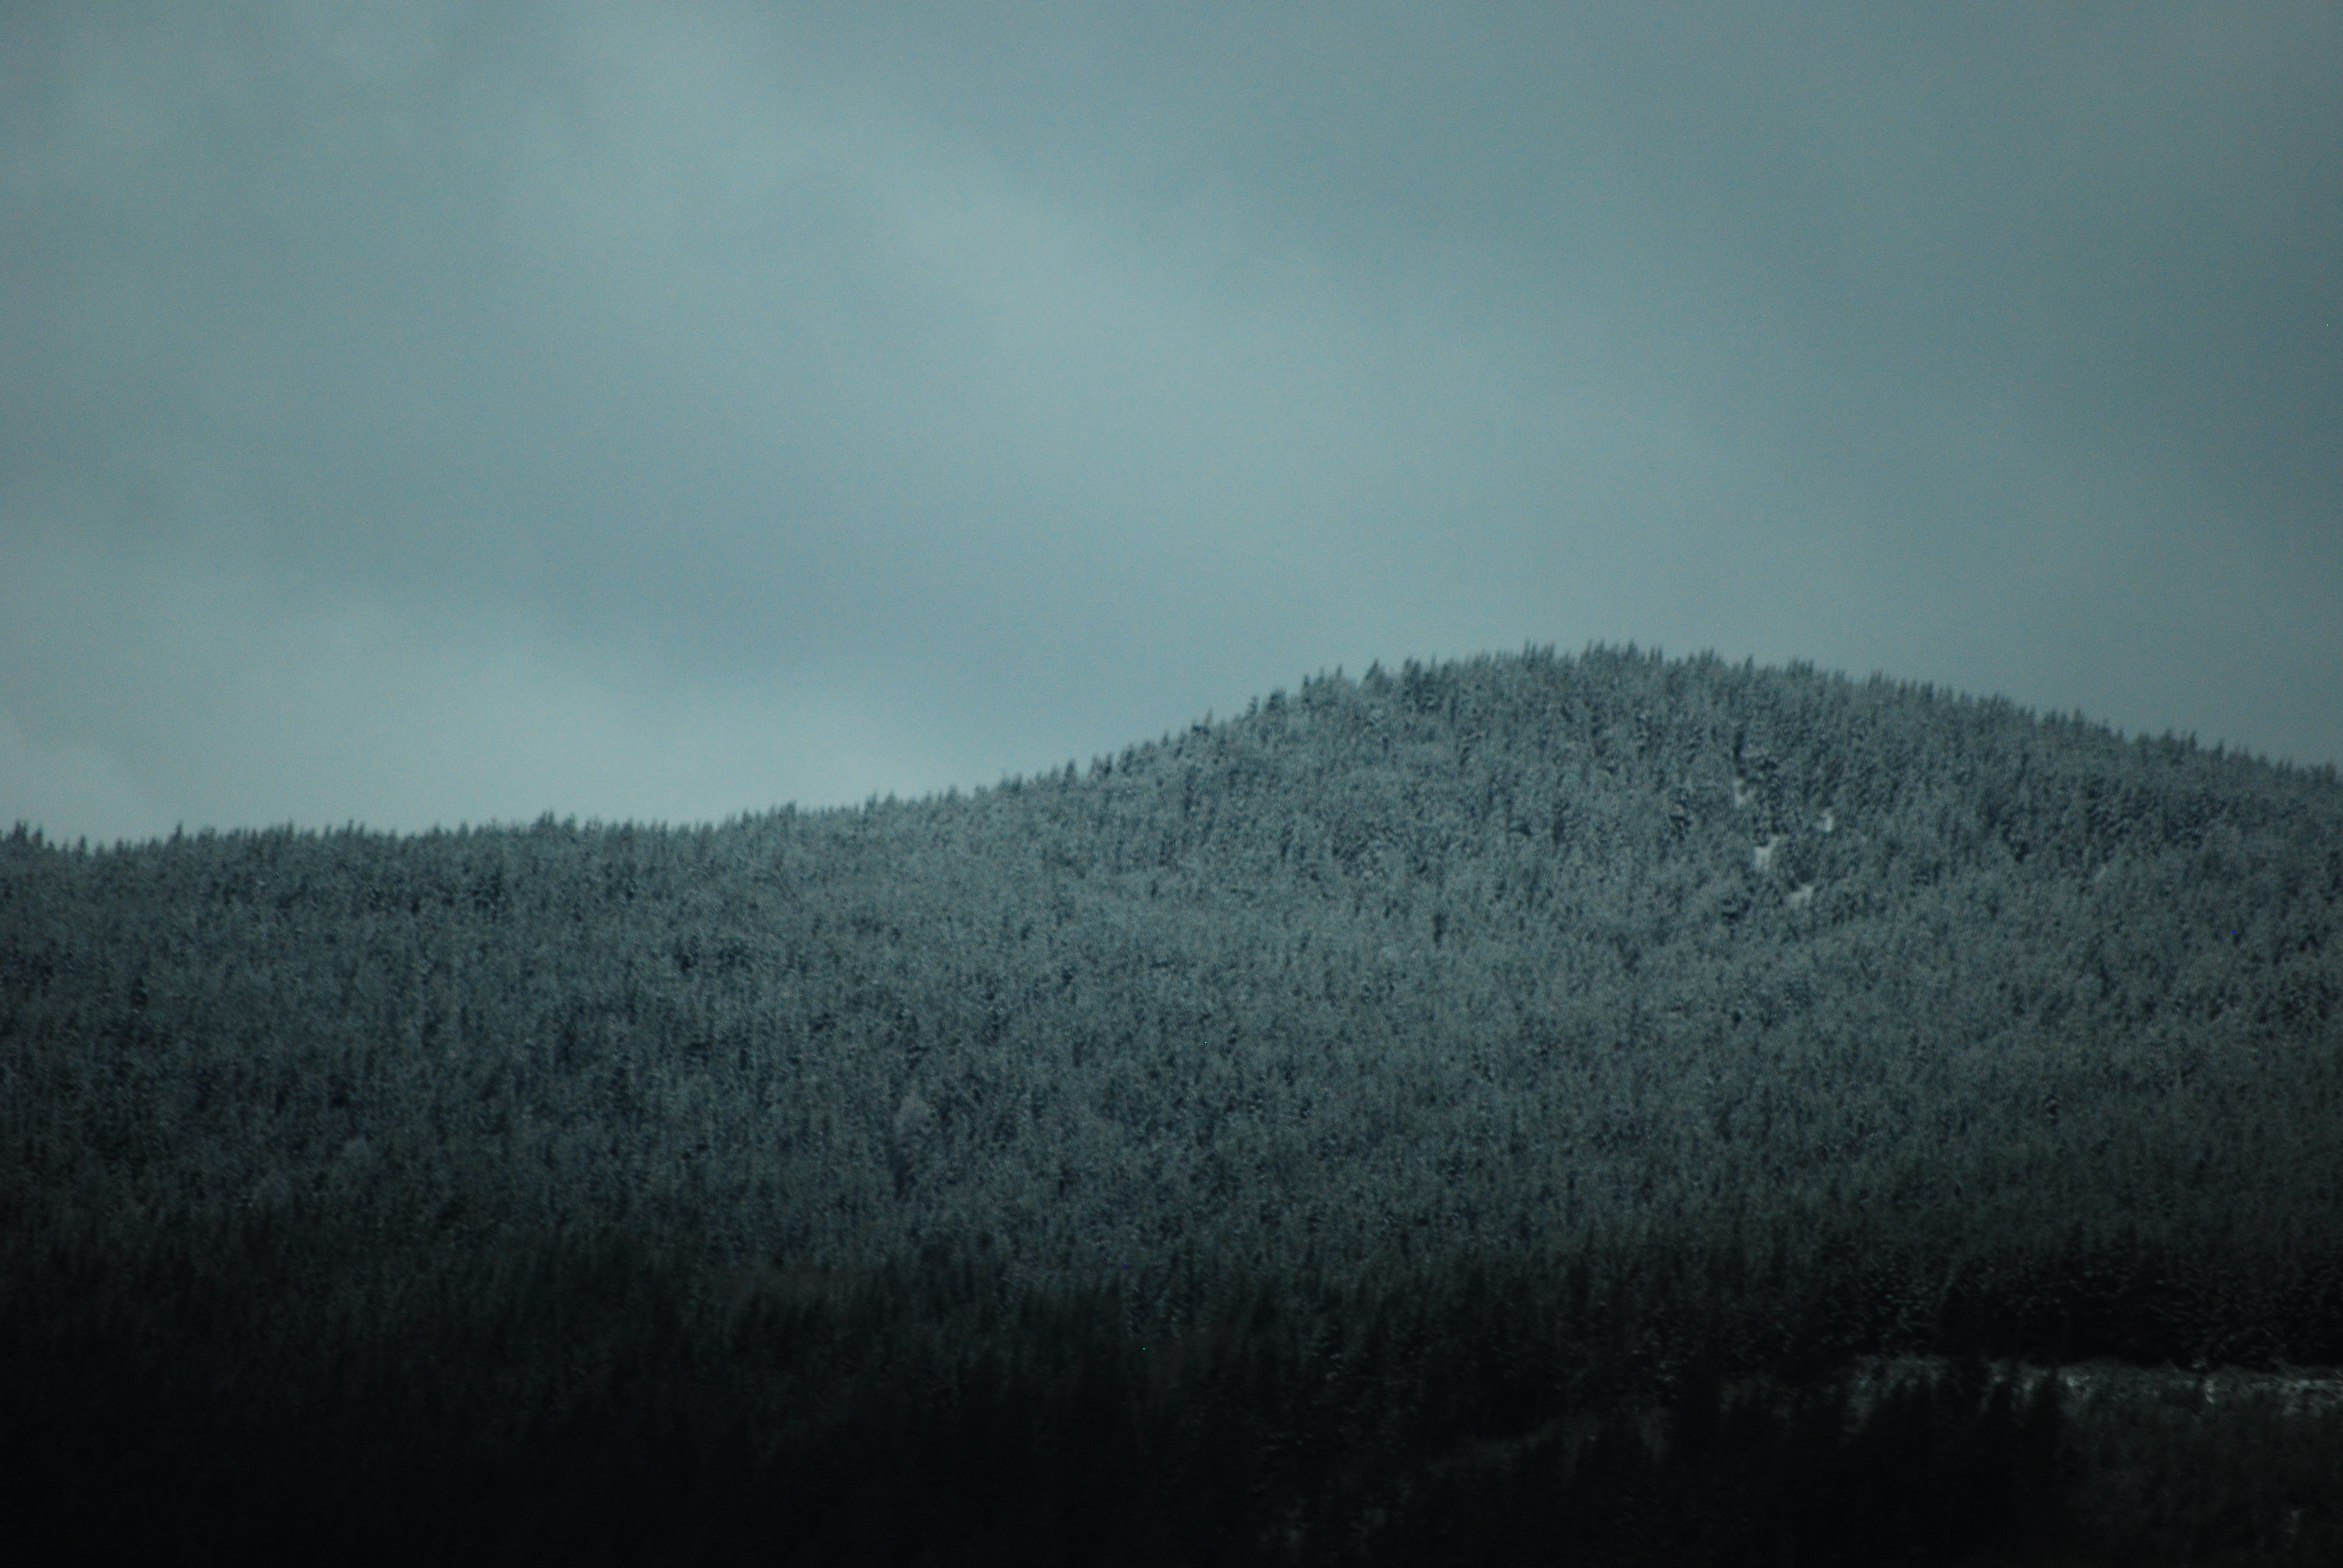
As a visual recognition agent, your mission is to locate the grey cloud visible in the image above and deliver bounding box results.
[5,1,2338,844]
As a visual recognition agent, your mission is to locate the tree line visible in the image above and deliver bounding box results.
[4,642,2340,1560]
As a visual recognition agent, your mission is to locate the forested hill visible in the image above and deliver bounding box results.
[5,644,2342,1370]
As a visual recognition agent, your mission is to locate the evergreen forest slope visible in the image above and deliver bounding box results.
[5,644,2342,1563]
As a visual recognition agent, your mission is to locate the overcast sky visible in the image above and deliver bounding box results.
[5,1,2338,847]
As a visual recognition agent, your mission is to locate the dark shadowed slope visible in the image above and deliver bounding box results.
[4,644,2340,1563]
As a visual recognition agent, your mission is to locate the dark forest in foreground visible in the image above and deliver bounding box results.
[5,644,2341,1562]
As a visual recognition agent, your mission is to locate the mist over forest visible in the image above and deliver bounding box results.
[7,644,2341,1564]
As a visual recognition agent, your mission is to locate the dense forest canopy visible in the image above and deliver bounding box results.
[9,644,2343,1563]
[7,644,2339,1364]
